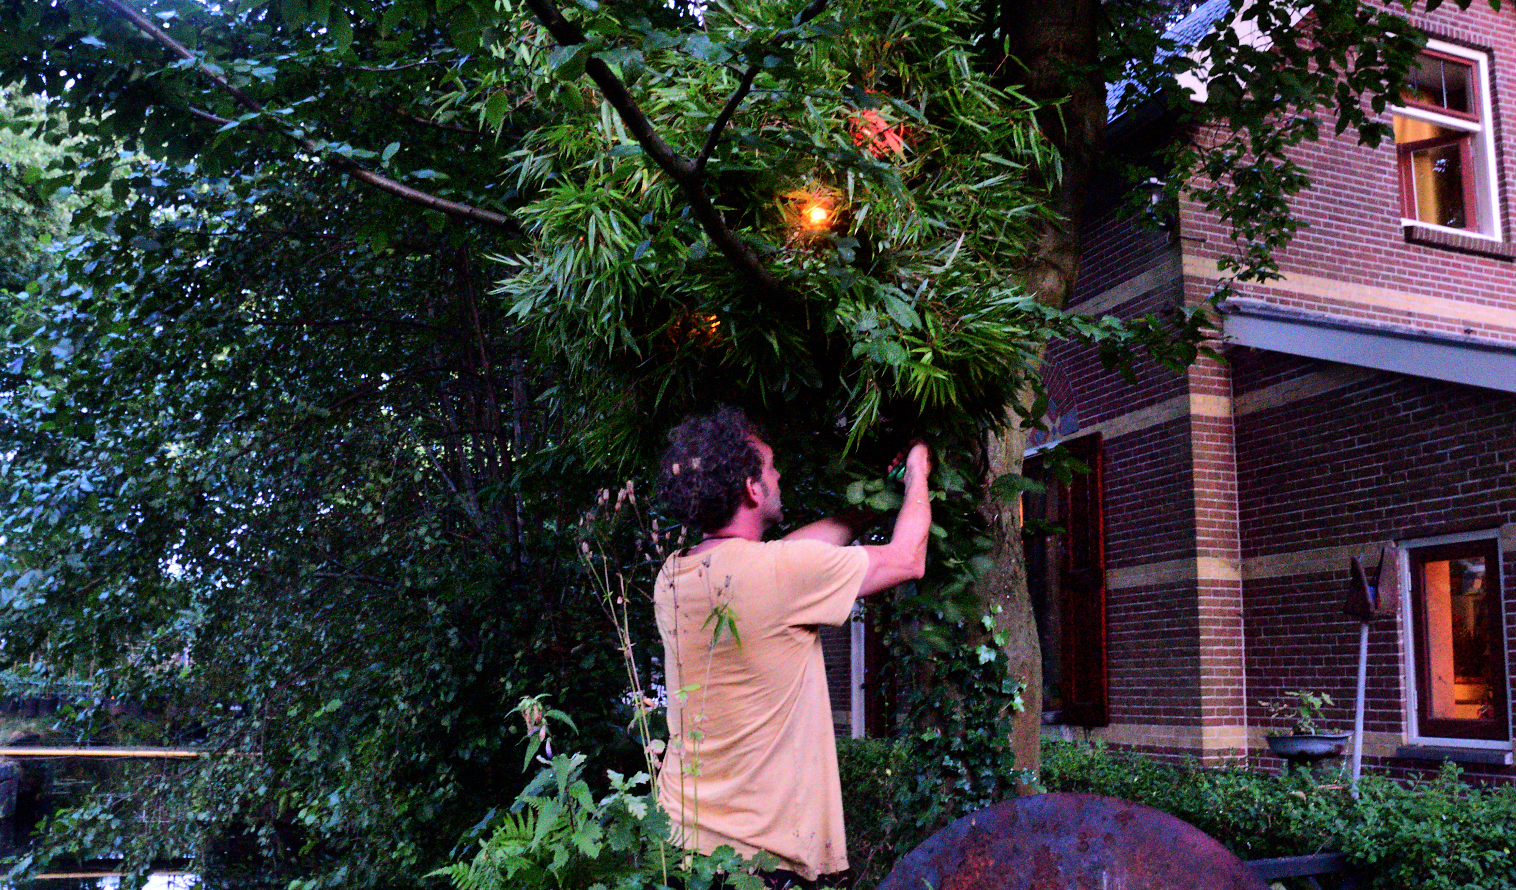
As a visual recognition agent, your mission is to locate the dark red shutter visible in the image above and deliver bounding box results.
[1059,434,1108,726]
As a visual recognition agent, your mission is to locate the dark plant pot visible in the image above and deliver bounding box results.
[1266,733,1351,766]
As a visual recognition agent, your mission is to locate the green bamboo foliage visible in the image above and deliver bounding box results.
[479,0,1062,463]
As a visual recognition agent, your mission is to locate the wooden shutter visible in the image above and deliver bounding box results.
[1059,434,1108,727]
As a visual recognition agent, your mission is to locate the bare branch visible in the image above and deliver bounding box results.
[96,0,518,232]
[695,0,831,174]
[519,0,798,302]
[695,64,760,174]
[384,107,486,139]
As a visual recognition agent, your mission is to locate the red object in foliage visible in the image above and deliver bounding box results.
[851,108,907,157]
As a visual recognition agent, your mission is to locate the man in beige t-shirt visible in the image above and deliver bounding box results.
[654,408,932,888]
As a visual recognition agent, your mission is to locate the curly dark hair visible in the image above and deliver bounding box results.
[657,407,764,533]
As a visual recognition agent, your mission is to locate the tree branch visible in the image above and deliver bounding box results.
[694,0,831,174]
[518,0,798,302]
[351,97,488,139]
[97,0,518,232]
[695,65,761,174]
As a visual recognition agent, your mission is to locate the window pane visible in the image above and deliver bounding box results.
[1404,55,1474,114]
[1419,554,1497,723]
[1396,125,1470,229]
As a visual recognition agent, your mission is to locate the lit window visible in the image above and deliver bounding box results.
[1392,44,1501,238]
[1406,537,1508,743]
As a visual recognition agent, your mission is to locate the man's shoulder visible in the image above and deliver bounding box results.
[657,539,863,576]
[768,538,869,582]
[768,538,860,557]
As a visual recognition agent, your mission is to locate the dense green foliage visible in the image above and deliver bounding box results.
[435,744,779,890]
[835,737,912,889]
[0,88,75,295]
[1043,740,1516,890]
[0,0,1501,887]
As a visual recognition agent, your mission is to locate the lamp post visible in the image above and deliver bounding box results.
[1343,547,1402,793]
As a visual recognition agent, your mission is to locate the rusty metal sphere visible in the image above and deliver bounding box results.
[877,793,1269,890]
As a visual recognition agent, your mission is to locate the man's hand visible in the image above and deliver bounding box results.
[885,439,932,485]
[859,439,933,596]
[900,440,932,488]
[785,441,931,546]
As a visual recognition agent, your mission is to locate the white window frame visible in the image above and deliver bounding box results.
[1399,529,1512,751]
[849,605,866,739]
[1391,40,1504,242]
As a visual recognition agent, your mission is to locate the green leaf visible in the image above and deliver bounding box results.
[381,142,400,164]
[282,0,309,27]
[987,473,1043,502]
[684,33,721,62]
[483,91,512,130]
[548,44,590,81]
[330,7,352,52]
[883,293,920,329]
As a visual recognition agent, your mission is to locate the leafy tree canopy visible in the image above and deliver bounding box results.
[0,0,1492,886]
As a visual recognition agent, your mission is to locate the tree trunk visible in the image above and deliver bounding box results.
[978,0,1105,779]
[980,422,1040,785]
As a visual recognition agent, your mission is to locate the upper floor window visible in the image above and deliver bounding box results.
[1393,42,1502,240]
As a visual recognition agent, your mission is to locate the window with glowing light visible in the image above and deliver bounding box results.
[1392,43,1501,238]
[1404,536,1509,743]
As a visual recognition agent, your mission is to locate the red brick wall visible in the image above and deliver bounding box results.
[1104,420,1195,569]
[1233,348,1516,780]
[1052,283,1190,428]
[1108,579,1202,724]
[1075,205,1179,299]
[1180,6,1516,343]
[1232,353,1516,553]
[1057,207,1218,739]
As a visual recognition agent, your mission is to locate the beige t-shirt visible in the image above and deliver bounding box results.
[654,538,869,880]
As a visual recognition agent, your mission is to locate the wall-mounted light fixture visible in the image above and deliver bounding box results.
[1141,176,1177,233]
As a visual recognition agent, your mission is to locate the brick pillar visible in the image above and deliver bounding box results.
[1187,351,1248,763]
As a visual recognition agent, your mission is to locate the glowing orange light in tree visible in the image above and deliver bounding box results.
[781,186,842,240]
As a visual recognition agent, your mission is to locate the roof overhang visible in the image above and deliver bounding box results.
[1219,297,1516,394]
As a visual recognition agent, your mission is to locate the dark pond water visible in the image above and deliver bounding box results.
[3,756,200,890]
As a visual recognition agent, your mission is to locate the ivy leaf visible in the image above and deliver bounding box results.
[987,473,1043,502]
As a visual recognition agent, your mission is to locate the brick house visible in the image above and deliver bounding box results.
[1026,0,1516,779]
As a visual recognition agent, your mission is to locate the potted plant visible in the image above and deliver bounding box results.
[1260,690,1350,766]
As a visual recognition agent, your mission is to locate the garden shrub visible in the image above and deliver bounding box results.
[433,750,771,890]
[837,737,913,889]
[1042,739,1516,890]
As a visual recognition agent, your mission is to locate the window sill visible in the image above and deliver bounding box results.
[1403,224,1516,260]
[1395,744,1514,766]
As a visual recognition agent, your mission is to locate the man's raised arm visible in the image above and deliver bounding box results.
[856,442,932,596]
